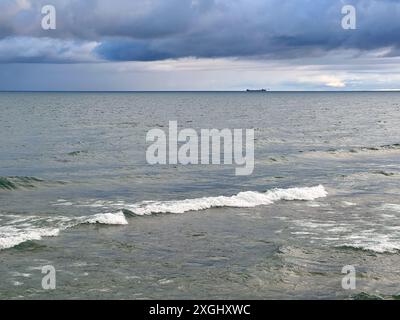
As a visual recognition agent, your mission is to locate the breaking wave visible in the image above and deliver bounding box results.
[1,185,327,250]
[82,211,128,225]
[339,235,400,254]
[0,211,127,250]
[84,185,328,215]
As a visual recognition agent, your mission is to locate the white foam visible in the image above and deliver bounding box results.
[0,227,60,250]
[82,211,128,225]
[11,272,31,278]
[0,211,128,250]
[342,201,357,206]
[329,228,400,253]
[0,185,327,249]
[381,213,396,219]
[53,201,74,206]
[122,185,328,215]
[341,235,400,253]
[307,202,321,207]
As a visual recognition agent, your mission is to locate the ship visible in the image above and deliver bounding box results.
[246,89,268,92]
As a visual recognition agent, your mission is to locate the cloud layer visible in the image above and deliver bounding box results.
[1,0,400,90]
[1,0,400,63]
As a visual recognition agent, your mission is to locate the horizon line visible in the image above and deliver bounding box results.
[1,90,400,93]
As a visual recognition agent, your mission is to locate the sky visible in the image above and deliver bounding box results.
[1,0,400,91]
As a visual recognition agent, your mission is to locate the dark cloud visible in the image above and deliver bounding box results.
[1,0,400,63]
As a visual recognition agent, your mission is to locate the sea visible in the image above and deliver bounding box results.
[1,91,400,299]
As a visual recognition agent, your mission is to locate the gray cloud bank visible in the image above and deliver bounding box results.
[1,0,400,63]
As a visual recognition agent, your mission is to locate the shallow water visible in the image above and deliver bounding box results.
[1,92,400,299]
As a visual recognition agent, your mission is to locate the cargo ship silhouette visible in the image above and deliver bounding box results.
[246,89,268,92]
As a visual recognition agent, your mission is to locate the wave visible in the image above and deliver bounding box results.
[66,150,88,157]
[351,292,385,300]
[340,143,400,154]
[0,227,60,251]
[339,239,400,254]
[0,177,43,190]
[0,211,127,250]
[370,170,397,177]
[105,185,328,215]
[0,176,66,191]
[300,143,400,158]
[81,211,128,225]
[357,143,400,152]
[1,185,326,250]
[340,170,399,181]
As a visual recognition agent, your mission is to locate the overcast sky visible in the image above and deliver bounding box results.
[1,0,400,91]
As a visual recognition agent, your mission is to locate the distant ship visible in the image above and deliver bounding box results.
[246,89,268,92]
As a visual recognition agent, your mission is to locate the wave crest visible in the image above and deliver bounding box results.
[82,211,128,225]
[0,176,66,191]
[1,185,327,250]
[122,185,328,215]
[0,211,128,250]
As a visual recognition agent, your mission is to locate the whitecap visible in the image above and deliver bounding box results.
[82,211,128,225]
[0,211,128,250]
[121,185,328,215]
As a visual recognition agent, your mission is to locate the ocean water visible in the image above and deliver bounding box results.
[1,92,400,299]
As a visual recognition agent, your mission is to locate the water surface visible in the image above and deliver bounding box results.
[1,92,400,299]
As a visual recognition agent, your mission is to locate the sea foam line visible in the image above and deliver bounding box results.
[116,185,328,215]
[0,211,127,250]
[1,185,327,250]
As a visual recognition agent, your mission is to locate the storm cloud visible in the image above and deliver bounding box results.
[1,0,400,91]
[1,0,400,63]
